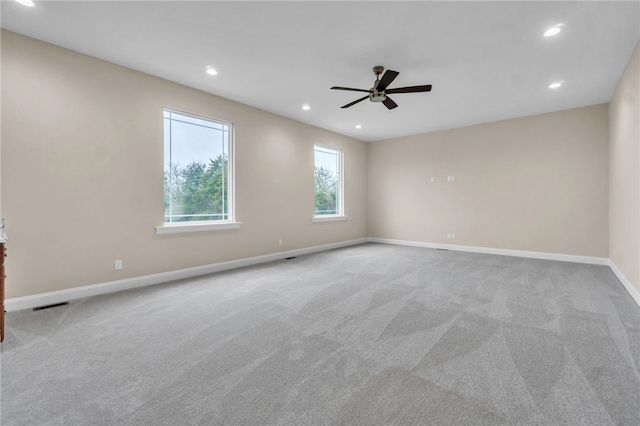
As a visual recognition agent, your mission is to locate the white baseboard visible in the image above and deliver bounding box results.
[367,238,610,265]
[5,238,368,312]
[369,237,640,307]
[7,237,637,312]
[608,260,640,308]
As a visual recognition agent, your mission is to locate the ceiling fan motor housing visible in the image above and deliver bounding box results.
[370,67,386,101]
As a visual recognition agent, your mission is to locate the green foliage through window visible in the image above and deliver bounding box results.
[164,110,231,223]
[314,145,341,216]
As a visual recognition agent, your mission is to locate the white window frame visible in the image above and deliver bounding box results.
[312,144,347,222]
[156,108,241,235]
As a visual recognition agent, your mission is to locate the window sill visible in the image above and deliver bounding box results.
[311,215,348,223]
[155,221,242,235]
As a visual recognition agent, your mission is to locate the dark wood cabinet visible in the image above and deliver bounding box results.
[1,242,5,342]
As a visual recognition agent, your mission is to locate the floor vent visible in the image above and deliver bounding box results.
[285,257,297,260]
[33,302,69,311]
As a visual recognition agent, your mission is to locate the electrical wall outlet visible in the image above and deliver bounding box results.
[115,259,123,270]
[278,239,283,246]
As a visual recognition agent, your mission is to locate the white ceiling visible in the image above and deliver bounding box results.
[1,1,639,142]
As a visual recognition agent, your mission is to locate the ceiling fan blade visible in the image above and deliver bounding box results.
[382,96,398,110]
[341,95,369,109]
[385,84,432,94]
[376,70,399,92]
[331,86,371,93]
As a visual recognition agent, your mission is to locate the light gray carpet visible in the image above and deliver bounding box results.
[1,243,639,425]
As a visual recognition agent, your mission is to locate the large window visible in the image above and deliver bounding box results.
[163,109,233,224]
[314,144,343,216]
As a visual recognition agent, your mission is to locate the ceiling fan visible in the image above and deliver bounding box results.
[331,66,432,110]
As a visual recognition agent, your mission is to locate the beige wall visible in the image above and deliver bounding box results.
[609,41,640,293]
[1,31,367,299]
[368,104,610,257]
[2,29,636,302]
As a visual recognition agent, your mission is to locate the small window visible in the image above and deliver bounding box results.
[163,109,233,224]
[314,144,343,217]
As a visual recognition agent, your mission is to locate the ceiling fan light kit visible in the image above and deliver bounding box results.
[331,65,432,110]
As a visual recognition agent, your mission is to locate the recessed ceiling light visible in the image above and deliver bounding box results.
[544,28,561,37]
[16,0,35,6]
[355,125,362,129]
[206,68,218,76]
[549,82,563,89]
[302,104,310,110]
[544,23,564,37]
